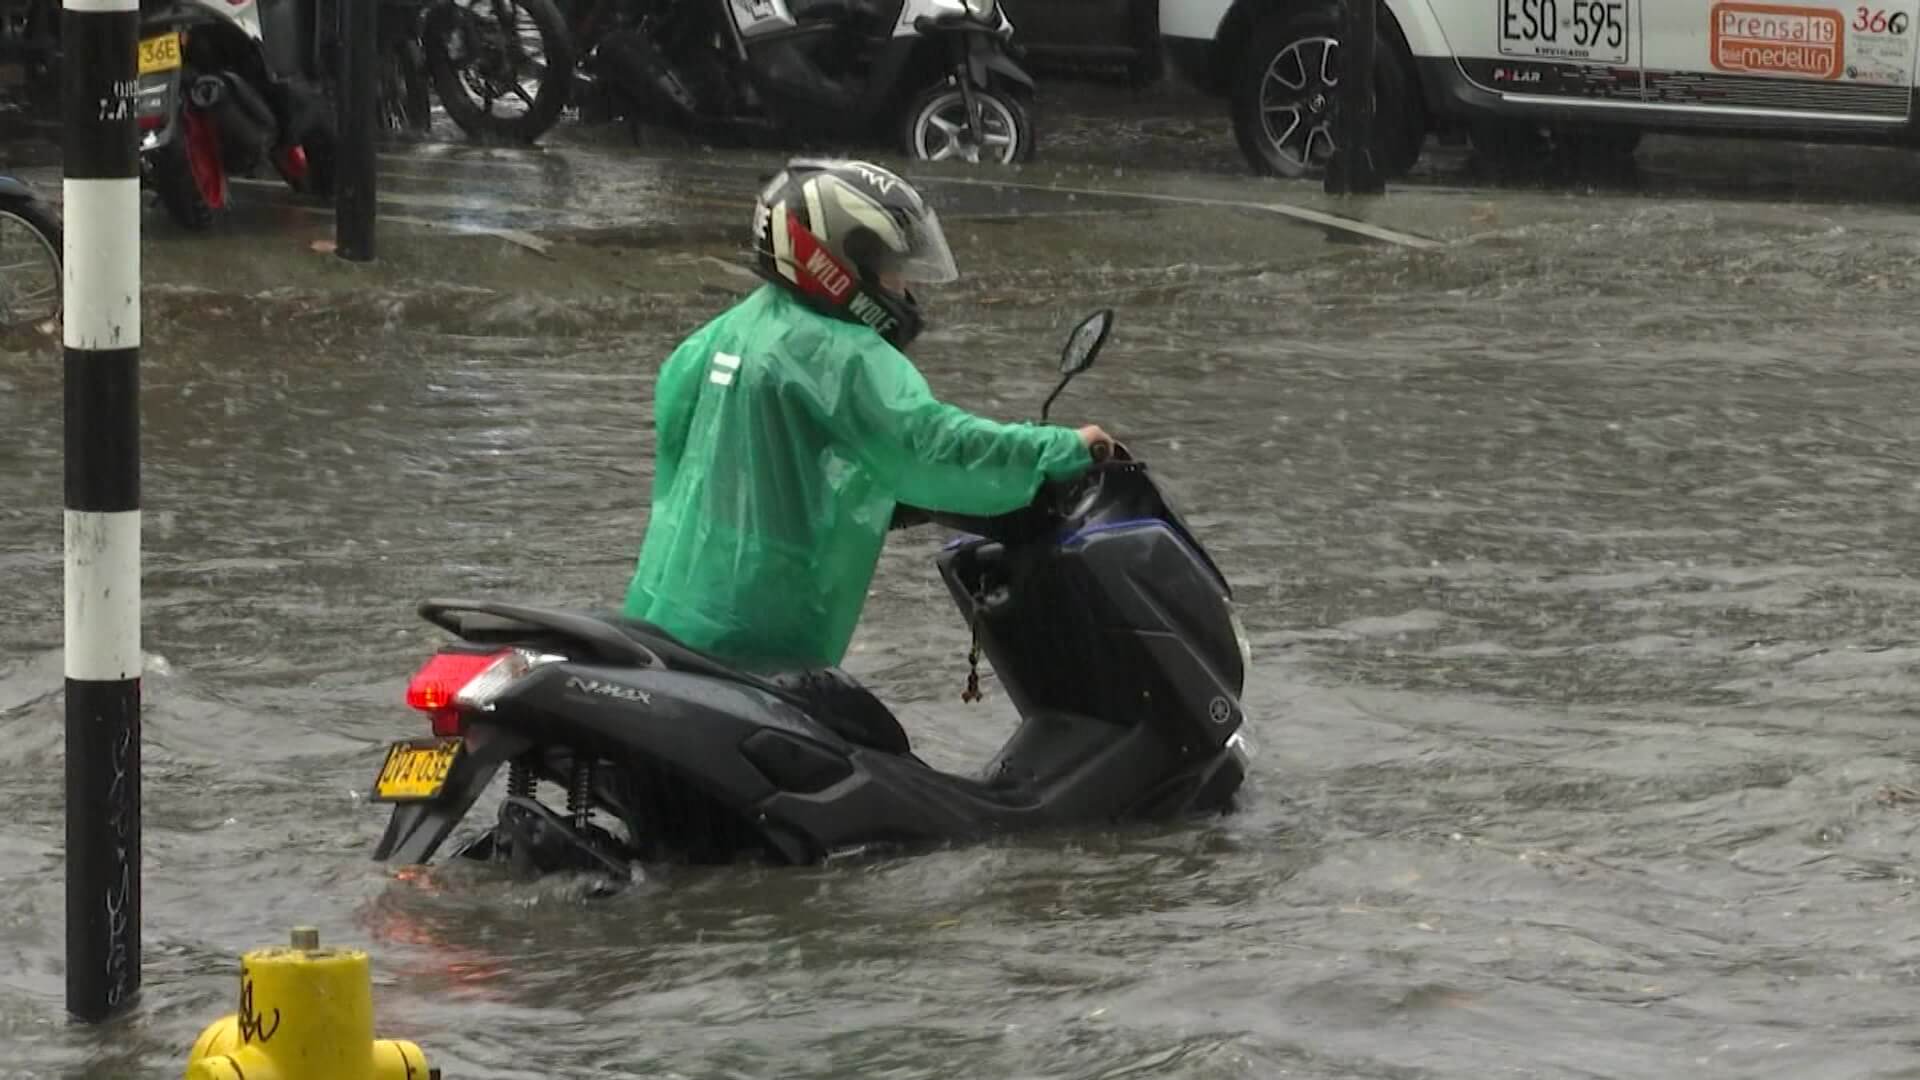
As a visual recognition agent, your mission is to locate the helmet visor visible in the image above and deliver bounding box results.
[868,205,959,286]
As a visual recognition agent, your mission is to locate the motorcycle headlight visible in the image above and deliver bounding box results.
[964,0,996,21]
[1228,605,1253,674]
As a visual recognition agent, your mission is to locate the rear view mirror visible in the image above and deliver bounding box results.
[1059,309,1112,376]
[1042,309,1114,421]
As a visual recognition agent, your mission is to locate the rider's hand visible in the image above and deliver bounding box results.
[1077,425,1116,462]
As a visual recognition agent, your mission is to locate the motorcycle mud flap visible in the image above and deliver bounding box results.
[181,109,230,210]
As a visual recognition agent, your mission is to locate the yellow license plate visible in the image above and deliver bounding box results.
[372,738,462,802]
[137,33,181,75]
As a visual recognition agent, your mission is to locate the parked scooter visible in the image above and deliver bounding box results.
[135,0,337,229]
[369,310,1252,881]
[586,0,1037,163]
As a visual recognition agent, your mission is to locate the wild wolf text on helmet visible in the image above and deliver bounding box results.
[750,158,960,349]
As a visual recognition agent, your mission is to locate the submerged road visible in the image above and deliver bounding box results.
[2,96,1919,1077]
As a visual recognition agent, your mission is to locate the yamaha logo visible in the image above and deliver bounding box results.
[1208,696,1234,725]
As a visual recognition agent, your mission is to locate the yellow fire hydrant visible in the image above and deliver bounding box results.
[184,927,434,1080]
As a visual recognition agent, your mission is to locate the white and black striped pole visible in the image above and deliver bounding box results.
[62,0,142,1024]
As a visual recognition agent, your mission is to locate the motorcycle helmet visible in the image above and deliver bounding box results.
[751,158,958,349]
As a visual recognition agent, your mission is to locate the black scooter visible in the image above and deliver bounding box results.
[135,0,337,229]
[585,0,1037,163]
[370,310,1252,880]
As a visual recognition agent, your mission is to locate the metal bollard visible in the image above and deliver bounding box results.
[334,0,378,260]
[1325,0,1385,195]
[184,928,435,1080]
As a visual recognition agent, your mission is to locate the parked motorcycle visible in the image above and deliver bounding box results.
[0,175,60,329]
[586,0,1037,163]
[135,0,337,229]
[407,0,576,143]
[369,310,1251,882]
[369,0,577,144]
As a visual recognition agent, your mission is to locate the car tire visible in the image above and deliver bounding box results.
[1231,5,1425,179]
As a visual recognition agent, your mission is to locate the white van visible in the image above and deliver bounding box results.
[1158,0,1920,176]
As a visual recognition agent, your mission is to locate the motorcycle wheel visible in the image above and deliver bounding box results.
[150,139,217,231]
[0,196,62,330]
[900,80,1034,165]
[423,0,576,144]
[380,36,435,133]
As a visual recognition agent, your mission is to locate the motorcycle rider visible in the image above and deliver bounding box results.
[623,158,1113,691]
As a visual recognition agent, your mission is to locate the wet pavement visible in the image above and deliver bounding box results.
[4,80,1920,1078]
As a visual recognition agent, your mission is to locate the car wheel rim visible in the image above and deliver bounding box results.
[1259,35,1339,172]
[915,91,1020,165]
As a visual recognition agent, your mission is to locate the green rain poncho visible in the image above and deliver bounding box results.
[623,285,1091,673]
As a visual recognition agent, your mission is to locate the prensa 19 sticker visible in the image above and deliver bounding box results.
[1710,2,1846,79]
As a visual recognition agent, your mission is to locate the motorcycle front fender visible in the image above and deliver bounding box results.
[964,33,1032,92]
[371,725,533,865]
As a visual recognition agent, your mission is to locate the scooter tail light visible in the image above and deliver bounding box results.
[453,648,563,708]
[404,648,562,733]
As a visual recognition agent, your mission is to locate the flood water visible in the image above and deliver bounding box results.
[3,131,1920,1078]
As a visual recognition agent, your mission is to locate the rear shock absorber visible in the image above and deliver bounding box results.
[567,759,594,830]
[507,755,536,800]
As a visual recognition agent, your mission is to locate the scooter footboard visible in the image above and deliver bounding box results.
[989,712,1208,823]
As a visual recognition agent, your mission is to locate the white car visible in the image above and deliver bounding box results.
[1159,0,1920,176]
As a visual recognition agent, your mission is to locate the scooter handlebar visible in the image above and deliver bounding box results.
[892,443,1133,540]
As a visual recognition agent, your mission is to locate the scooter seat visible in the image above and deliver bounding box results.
[600,613,759,686]
[767,668,910,755]
[598,614,910,755]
